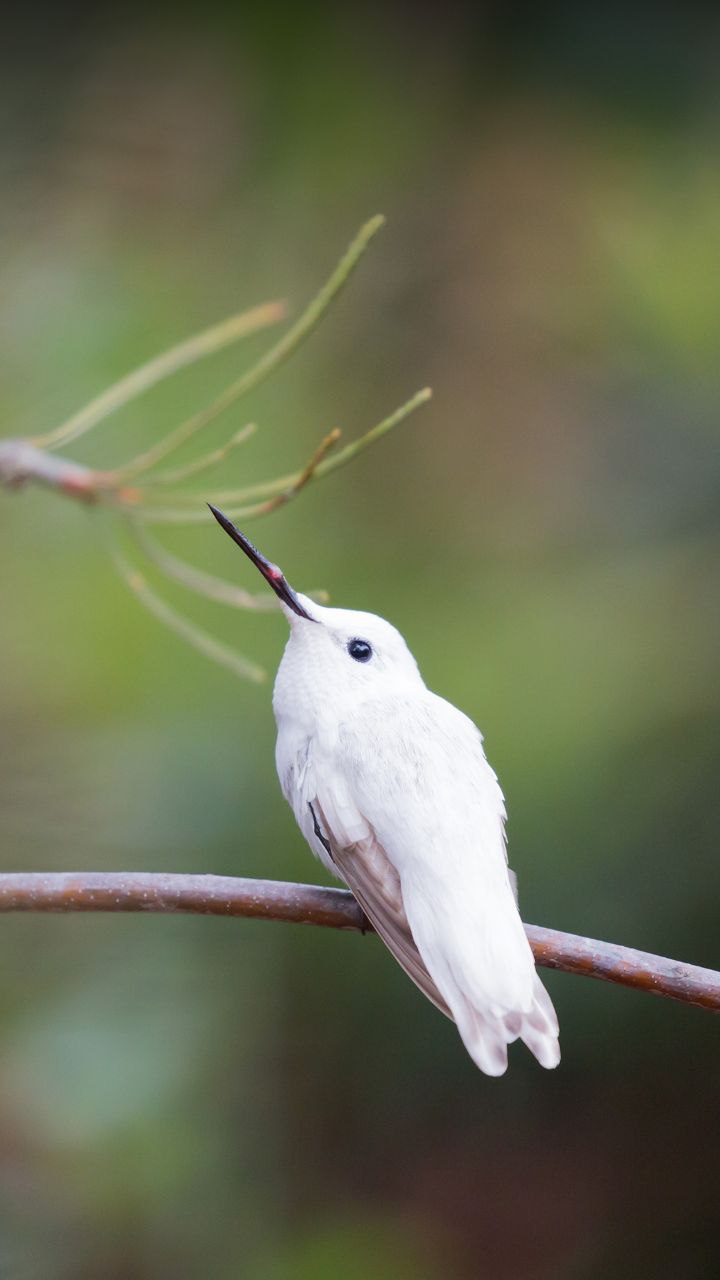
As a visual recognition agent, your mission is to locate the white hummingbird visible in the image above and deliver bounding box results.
[209,505,560,1076]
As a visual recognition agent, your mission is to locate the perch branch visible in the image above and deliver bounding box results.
[0,872,716,1012]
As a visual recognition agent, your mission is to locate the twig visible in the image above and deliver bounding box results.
[126,522,329,611]
[133,388,432,523]
[0,388,429,518]
[245,426,341,516]
[0,872,716,1012]
[0,218,429,680]
[146,423,258,486]
[208,389,432,506]
[127,521,278,609]
[0,440,107,502]
[114,216,386,481]
[31,301,287,452]
[113,552,266,683]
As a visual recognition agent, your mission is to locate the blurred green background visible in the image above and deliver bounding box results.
[1,3,719,1276]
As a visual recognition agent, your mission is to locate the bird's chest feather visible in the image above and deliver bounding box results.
[273,720,334,870]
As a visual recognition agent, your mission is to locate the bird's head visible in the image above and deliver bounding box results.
[208,505,424,711]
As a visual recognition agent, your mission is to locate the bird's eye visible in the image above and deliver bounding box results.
[347,638,373,663]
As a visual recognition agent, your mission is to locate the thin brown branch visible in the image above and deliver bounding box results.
[131,387,432,523]
[0,872,716,1012]
[0,440,111,503]
[0,389,431,520]
[246,426,342,517]
[0,439,147,508]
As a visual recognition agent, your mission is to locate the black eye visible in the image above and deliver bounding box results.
[347,638,373,663]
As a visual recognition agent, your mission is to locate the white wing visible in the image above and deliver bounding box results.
[275,724,451,1015]
[313,795,452,1019]
[292,692,559,1077]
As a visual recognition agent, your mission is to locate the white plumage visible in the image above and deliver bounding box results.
[209,508,560,1076]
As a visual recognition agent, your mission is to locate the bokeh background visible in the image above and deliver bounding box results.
[1,4,719,1276]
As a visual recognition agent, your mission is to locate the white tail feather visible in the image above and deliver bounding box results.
[518,975,561,1069]
[443,972,560,1077]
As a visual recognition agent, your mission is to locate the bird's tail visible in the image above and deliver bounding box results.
[449,973,560,1077]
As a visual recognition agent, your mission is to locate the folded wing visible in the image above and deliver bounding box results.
[308,691,560,1077]
[313,799,451,1018]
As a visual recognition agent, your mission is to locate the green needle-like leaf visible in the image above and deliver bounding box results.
[114,216,386,481]
[33,301,286,451]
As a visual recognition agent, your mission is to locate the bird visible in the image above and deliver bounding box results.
[209,504,560,1076]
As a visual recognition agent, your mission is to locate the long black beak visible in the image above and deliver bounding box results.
[208,505,315,621]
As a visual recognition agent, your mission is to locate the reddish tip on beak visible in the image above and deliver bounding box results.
[208,505,315,621]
